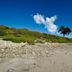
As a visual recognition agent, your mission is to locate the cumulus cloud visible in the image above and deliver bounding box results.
[33,13,45,24]
[33,13,57,33]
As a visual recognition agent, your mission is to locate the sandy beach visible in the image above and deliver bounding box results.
[0,40,72,72]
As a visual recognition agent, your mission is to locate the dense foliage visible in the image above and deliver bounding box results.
[58,26,71,37]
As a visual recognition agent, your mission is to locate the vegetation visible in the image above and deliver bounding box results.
[0,25,72,44]
[58,26,71,37]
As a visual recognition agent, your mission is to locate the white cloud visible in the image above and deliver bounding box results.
[33,13,45,24]
[33,13,58,33]
[45,16,57,32]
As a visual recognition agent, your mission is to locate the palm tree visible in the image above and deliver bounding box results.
[58,26,71,37]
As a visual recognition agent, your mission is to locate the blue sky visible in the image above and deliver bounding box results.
[0,0,72,37]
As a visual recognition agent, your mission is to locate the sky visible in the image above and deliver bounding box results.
[0,0,72,38]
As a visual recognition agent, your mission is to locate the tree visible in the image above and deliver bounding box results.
[58,26,71,37]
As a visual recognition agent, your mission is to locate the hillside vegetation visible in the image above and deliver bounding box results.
[0,25,72,44]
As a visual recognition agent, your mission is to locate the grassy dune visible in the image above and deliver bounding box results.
[0,25,72,44]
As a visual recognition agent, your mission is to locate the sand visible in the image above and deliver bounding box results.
[0,40,72,72]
